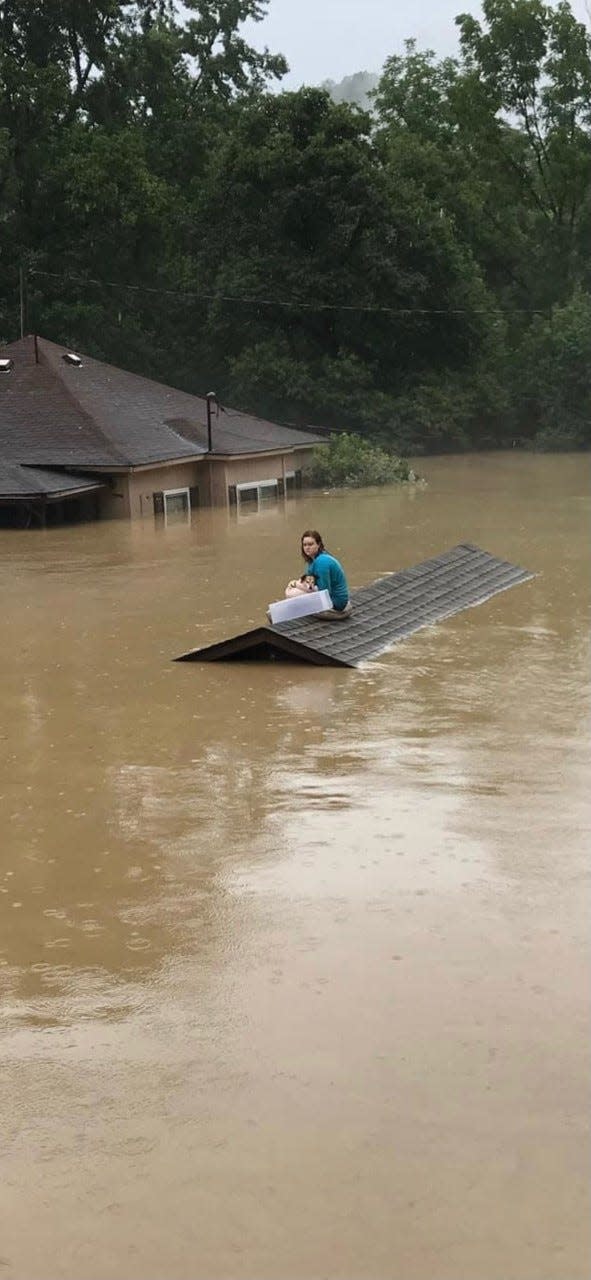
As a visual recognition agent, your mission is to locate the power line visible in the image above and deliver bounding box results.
[28,268,549,316]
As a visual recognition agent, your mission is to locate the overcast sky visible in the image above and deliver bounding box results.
[241,0,590,87]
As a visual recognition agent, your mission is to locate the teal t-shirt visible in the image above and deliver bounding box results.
[308,551,349,610]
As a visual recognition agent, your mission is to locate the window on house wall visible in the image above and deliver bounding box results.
[259,481,279,505]
[236,484,258,507]
[235,480,279,512]
[155,487,191,524]
[153,486,200,519]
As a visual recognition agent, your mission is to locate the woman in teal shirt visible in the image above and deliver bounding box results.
[296,529,352,617]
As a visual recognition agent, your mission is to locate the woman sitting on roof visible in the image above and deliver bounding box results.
[286,530,352,619]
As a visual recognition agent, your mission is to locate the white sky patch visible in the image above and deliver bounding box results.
[238,0,590,89]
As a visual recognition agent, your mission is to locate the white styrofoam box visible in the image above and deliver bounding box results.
[268,589,333,625]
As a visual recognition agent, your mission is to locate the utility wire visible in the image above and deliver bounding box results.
[20,268,588,428]
[28,268,549,316]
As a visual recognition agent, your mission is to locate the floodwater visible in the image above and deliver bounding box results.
[0,453,589,1280]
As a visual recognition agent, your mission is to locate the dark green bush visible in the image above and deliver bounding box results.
[303,433,414,488]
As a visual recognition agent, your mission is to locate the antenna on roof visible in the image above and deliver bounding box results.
[206,391,217,453]
[19,266,26,339]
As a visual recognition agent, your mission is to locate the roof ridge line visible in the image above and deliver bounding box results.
[36,339,130,466]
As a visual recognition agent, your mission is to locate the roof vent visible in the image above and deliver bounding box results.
[63,352,83,367]
[0,357,14,374]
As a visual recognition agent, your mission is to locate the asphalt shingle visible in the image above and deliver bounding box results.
[0,460,105,497]
[175,544,535,667]
[0,337,324,489]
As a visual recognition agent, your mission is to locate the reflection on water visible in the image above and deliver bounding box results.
[0,454,589,1280]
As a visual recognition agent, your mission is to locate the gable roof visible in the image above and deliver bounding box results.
[175,544,535,667]
[0,337,324,487]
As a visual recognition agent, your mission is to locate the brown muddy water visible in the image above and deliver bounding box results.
[0,453,589,1280]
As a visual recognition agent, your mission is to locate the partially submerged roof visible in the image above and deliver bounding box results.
[0,460,105,500]
[0,336,206,469]
[175,544,535,668]
[0,340,124,469]
[165,409,325,456]
[0,337,324,484]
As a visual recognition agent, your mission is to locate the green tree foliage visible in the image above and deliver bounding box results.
[191,87,501,444]
[510,288,591,447]
[455,0,591,301]
[0,0,285,360]
[0,0,589,451]
[372,1,591,447]
[304,433,412,488]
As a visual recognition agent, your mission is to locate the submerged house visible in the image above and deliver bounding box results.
[0,336,324,525]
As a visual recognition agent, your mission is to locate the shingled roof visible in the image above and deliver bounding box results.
[0,459,105,499]
[175,544,535,668]
[164,407,326,456]
[0,337,324,493]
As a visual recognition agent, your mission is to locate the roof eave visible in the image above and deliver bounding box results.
[0,482,106,501]
[174,626,350,667]
[126,453,207,470]
[205,443,321,461]
[18,453,207,474]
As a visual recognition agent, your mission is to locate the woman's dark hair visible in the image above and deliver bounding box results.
[301,530,325,561]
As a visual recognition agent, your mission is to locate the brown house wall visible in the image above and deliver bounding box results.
[127,462,204,520]
[99,477,131,520]
[223,448,314,493]
[98,461,204,520]
[96,448,315,520]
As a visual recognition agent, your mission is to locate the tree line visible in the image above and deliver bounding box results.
[1,0,590,452]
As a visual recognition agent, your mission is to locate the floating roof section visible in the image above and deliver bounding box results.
[175,544,534,668]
